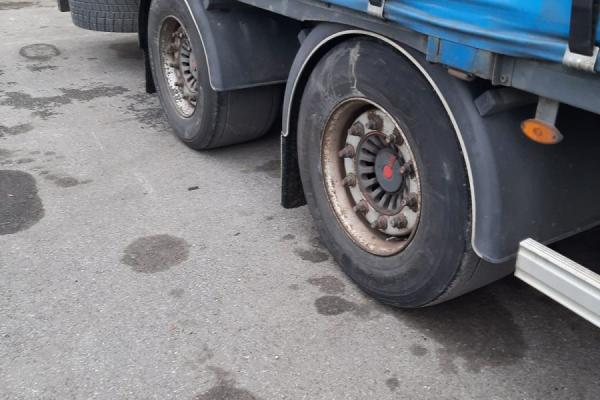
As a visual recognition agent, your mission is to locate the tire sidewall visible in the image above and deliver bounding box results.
[298,38,472,307]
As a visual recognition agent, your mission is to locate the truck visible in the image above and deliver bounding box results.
[57,0,600,326]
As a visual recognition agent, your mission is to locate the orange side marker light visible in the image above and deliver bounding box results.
[520,119,563,145]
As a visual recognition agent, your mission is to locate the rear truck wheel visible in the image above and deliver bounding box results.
[297,38,500,307]
[147,0,281,150]
[68,0,139,32]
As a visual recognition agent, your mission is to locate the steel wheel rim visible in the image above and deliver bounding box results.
[159,16,199,118]
[321,98,422,256]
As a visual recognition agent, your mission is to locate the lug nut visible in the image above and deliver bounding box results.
[401,192,419,212]
[342,173,357,187]
[348,122,365,137]
[393,128,404,145]
[338,144,356,158]
[169,62,180,69]
[399,160,413,176]
[383,133,396,145]
[371,215,388,230]
[366,111,383,131]
[390,214,408,229]
[353,200,369,215]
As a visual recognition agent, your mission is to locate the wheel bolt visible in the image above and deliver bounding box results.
[348,122,365,137]
[399,160,413,176]
[401,192,419,212]
[366,111,383,131]
[371,215,388,230]
[353,200,369,214]
[343,173,357,187]
[166,44,177,54]
[390,214,408,229]
[338,144,356,158]
[393,128,404,145]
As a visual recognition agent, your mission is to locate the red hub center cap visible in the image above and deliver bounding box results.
[374,148,403,193]
[383,164,393,180]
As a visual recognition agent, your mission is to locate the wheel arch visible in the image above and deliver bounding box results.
[139,0,301,92]
[281,24,480,234]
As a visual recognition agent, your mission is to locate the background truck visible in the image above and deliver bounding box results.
[58,0,600,325]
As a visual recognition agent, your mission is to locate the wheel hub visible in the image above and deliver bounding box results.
[321,99,421,256]
[374,149,403,192]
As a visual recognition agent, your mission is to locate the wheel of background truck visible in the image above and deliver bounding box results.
[68,0,139,33]
[147,0,281,150]
[297,37,494,308]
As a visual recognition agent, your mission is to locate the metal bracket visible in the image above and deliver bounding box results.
[563,46,599,72]
[367,0,385,19]
[535,97,560,126]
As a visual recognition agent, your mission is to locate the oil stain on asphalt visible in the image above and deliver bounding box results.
[0,85,129,119]
[109,41,144,60]
[0,170,44,235]
[26,65,58,72]
[44,173,92,188]
[121,234,191,273]
[385,377,399,392]
[194,366,262,400]
[314,295,371,318]
[294,248,329,263]
[307,275,345,294]
[0,2,34,11]
[397,281,528,373]
[19,43,60,61]
[0,123,33,137]
[124,93,168,129]
[244,159,280,179]
[311,279,531,373]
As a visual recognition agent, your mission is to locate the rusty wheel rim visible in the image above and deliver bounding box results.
[321,98,421,256]
[159,16,199,119]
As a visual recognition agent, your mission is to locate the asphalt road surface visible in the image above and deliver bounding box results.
[1,1,599,399]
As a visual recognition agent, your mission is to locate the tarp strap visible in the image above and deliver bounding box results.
[569,0,597,56]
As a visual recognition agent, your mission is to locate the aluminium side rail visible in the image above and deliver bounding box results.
[516,239,600,328]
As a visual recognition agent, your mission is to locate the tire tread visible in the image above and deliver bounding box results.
[68,0,139,33]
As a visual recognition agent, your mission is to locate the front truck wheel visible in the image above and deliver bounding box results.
[147,0,280,150]
[298,38,505,307]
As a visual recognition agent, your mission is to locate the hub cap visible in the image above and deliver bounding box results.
[159,17,199,118]
[321,99,421,256]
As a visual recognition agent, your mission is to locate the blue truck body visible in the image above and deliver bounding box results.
[328,0,600,73]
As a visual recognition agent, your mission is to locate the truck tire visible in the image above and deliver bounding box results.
[297,38,504,308]
[68,0,139,33]
[147,0,280,150]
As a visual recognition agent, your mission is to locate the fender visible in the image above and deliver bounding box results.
[281,23,600,263]
[138,0,301,91]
